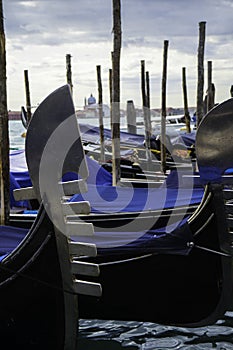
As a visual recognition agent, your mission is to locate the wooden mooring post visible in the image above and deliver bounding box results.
[141,60,152,165]
[24,69,32,123]
[96,65,105,162]
[146,70,152,135]
[0,0,9,224]
[111,0,122,186]
[182,67,191,133]
[207,61,215,112]
[126,100,136,134]
[109,67,112,112]
[160,40,169,174]
[196,21,206,126]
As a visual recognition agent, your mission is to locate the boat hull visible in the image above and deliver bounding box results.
[0,208,79,349]
[77,185,233,327]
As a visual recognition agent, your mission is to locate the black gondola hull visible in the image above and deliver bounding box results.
[77,185,233,327]
[0,208,79,349]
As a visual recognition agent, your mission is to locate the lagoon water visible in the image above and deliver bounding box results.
[9,120,26,150]
[9,120,233,349]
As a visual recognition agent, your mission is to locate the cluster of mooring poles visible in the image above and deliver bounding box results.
[1,0,233,225]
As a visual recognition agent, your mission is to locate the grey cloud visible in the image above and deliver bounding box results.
[4,0,112,45]
[4,0,233,55]
[4,0,233,110]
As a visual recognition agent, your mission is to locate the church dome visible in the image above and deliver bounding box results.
[87,94,96,105]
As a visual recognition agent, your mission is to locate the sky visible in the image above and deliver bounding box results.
[3,0,233,111]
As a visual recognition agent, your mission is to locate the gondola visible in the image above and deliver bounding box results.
[10,151,203,234]
[75,96,233,327]
[7,85,233,334]
[20,103,195,180]
[10,125,201,231]
[0,86,102,348]
[81,125,195,176]
[10,149,203,231]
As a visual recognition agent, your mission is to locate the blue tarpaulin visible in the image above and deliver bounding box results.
[10,149,204,214]
[69,184,203,214]
[0,216,193,261]
[4,145,207,259]
[0,225,29,261]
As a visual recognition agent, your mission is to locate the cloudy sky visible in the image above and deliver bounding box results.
[4,0,233,112]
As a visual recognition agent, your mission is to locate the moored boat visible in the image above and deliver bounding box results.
[8,85,233,332]
[0,85,102,348]
[10,149,203,232]
[9,124,201,231]
[69,95,233,327]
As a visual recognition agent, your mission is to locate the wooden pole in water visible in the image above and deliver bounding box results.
[109,67,112,119]
[160,40,169,174]
[66,54,73,95]
[182,67,191,133]
[207,61,215,111]
[96,65,105,162]
[0,0,9,224]
[111,0,121,186]
[126,100,136,134]
[24,70,32,123]
[207,60,212,112]
[146,71,152,134]
[196,21,206,126]
[141,60,152,164]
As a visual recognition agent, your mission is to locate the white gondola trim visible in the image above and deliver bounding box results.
[13,186,36,200]
[68,241,97,257]
[62,201,91,215]
[59,179,88,196]
[71,261,100,276]
[66,222,95,237]
[74,279,102,297]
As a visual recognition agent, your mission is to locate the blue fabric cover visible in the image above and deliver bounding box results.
[10,173,30,208]
[10,149,204,214]
[225,168,233,174]
[198,166,233,184]
[172,131,196,147]
[62,155,112,185]
[70,217,193,255]
[10,150,32,188]
[0,225,29,261]
[79,123,145,147]
[69,168,204,214]
[5,152,200,258]
[9,149,112,208]
[80,123,197,149]
[69,184,203,213]
[198,165,223,184]
[10,150,32,208]
[164,170,203,189]
[0,217,193,262]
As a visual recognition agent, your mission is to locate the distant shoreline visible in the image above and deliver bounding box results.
[8,106,196,121]
[8,111,21,120]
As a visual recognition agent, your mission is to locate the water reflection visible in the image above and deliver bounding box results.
[78,312,233,349]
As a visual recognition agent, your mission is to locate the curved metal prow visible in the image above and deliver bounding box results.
[19,85,101,348]
[196,98,233,183]
[25,84,88,201]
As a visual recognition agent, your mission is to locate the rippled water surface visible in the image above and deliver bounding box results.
[78,312,233,349]
[9,120,26,150]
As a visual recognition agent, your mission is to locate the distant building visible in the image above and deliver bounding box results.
[8,111,21,120]
[78,94,110,118]
[87,94,96,105]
